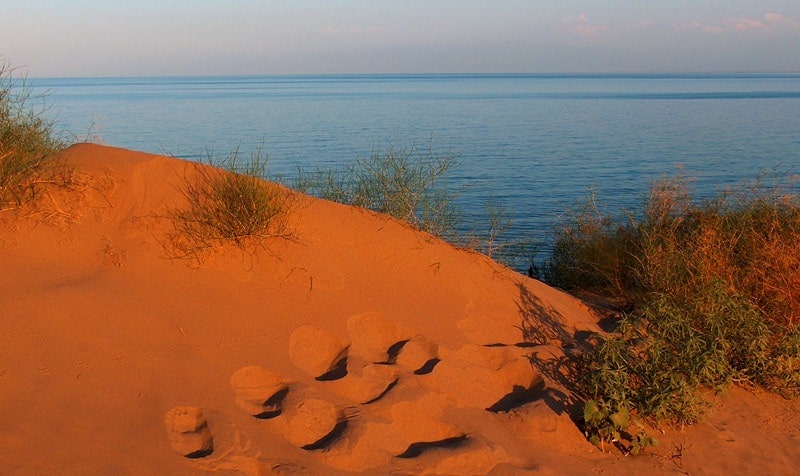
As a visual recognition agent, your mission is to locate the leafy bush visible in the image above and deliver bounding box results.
[169,146,295,258]
[294,142,461,238]
[545,173,800,449]
[0,59,66,210]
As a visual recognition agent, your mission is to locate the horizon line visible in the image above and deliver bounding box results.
[28,71,800,80]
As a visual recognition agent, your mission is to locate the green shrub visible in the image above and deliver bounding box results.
[169,146,295,258]
[542,190,638,298]
[0,59,65,210]
[545,173,800,450]
[582,284,786,419]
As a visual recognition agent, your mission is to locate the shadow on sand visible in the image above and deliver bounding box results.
[514,283,595,419]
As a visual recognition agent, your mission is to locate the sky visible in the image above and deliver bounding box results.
[2,0,799,77]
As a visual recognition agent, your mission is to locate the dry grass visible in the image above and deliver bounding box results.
[167,147,296,261]
[636,174,800,327]
[547,173,800,327]
[0,59,68,211]
[545,172,800,448]
[293,141,461,238]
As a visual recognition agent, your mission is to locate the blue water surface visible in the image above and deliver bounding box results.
[31,74,800,270]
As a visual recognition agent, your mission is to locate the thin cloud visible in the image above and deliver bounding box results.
[563,13,608,38]
[764,12,800,28]
[764,12,785,23]
[730,18,764,31]
[687,15,779,34]
[687,21,724,34]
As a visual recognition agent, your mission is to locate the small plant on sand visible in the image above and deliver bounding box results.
[294,141,461,238]
[169,145,295,258]
[582,398,657,455]
[0,59,67,210]
[546,172,800,451]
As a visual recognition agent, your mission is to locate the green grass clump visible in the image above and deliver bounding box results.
[294,142,461,238]
[0,59,66,210]
[169,146,295,258]
[544,173,800,449]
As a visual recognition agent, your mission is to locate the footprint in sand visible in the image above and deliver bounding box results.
[325,362,399,404]
[431,344,544,411]
[229,366,289,418]
[346,311,410,363]
[284,398,346,450]
[289,325,350,380]
[368,401,466,457]
[164,406,214,458]
[395,335,439,374]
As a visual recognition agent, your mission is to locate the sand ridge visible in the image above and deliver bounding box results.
[2,143,799,474]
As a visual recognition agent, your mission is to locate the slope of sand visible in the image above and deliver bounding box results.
[2,143,798,474]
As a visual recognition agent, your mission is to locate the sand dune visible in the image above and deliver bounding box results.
[2,143,798,474]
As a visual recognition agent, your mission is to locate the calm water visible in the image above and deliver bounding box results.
[31,74,800,269]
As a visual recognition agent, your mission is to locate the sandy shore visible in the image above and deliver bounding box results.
[2,143,798,474]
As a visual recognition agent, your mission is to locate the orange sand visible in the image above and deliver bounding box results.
[2,144,798,474]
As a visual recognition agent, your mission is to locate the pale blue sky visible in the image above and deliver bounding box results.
[2,0,799,77]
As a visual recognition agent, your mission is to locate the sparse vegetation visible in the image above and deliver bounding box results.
[168,146,295,259]
[461,198,540,269]
[293,141,538,268]
[544,173,800,450]
[0,59,66,210]
[293,141,461,239]
[582,398,656,455]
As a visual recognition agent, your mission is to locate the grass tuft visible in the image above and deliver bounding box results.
[0,59,66,211]
[293,141,461,238]
[168,146,295,259]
